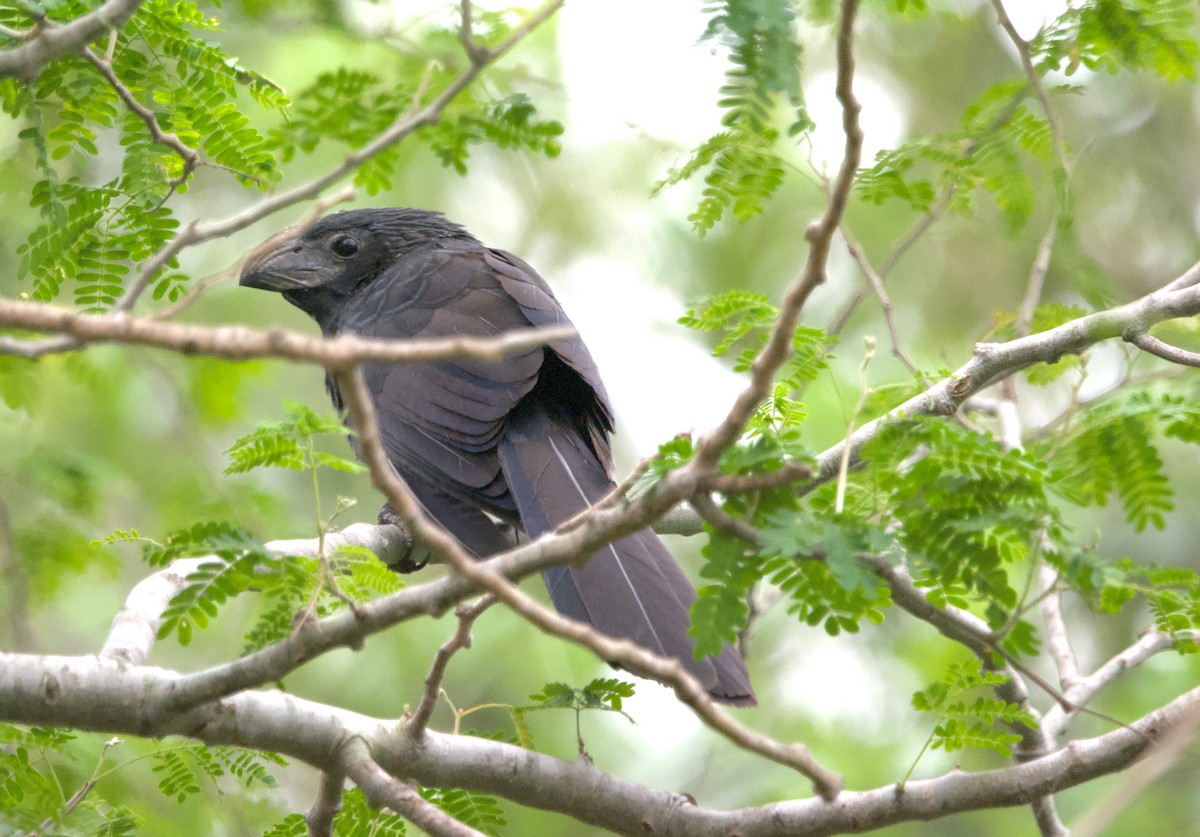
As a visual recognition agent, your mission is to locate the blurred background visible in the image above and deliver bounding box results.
[1,0,1199,833]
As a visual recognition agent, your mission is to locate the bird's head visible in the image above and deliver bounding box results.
[239,207,477,327]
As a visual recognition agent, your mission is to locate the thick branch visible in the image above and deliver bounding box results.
[0,651,1195,837]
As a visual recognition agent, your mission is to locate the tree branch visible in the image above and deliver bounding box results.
[305,767,345,837]
[840,226,921,373]
[0,650,1195,836]
[1042,631,1174,741]
[407,597,493,740]
[804,267,1200,494]
[694,0,863,469]
[1126,332,1200,368]
[81,44,199,196]
[1039,568,1079,691]
[342,738,484,837]
[0,0,143,82]
[0,297,573,367]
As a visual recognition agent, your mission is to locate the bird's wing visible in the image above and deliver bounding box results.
[483,249,614,469]
[334,245,602,518]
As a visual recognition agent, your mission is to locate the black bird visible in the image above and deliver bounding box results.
[240,208,755,705]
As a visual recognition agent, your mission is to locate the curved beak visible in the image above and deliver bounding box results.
[239,226,318,291]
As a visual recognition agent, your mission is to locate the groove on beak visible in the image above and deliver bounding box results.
[239,225,316,291]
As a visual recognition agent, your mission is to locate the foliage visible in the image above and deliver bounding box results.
[1032,0,1199,80]
[856,79,1054,232]
[655,0,809,232]
[268,67,563,194]
[522,678,637,718]
[421,787,507,836]
[518,679,638,758]
[1041,391,1200,532]
[151,745,283,803]
[224,400,365,476]
[2,0,287,310]
[910,658,1037,761]
[3,0,1200,833]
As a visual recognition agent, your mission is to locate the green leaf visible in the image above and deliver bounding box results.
[422,787,506,836]
[655,0,809,232]
[1049,394,1177,531]
[1032,0,1199,81]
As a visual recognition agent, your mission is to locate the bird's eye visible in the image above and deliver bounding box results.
[330,235,360,258]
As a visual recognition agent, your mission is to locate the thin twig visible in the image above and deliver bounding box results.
[33,737,121,835]
[0,298,573,366]
[1042,631,1174,740]
[828,84,1028,335]
[705,460,814,494]
[1125,332,1200,367]
[1015,209,1060,338]
[99,0,567,316]
[407,596,494,739]
[990,0,1068,173]
[694,0,863,469]
[840,228,921,373]
[689,492,760,544]
[147,186,359,322]
[81,45,200,194]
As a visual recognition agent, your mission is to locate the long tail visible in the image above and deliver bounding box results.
[498,403,755,706]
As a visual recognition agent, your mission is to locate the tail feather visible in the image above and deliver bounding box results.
[498,403,755,706]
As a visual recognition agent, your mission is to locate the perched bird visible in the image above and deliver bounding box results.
[240,207,754,705]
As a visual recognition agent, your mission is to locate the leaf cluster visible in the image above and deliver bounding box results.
[1045,391,1200,532]
[911,658,1036,759]
[264,788,407,836]
[680,290,834,403]
[675,291,895,656]
[2,0,286,309]
[268,61,563,195]
[224,400,364,476]
[1032,0,1199,81]
[151,744,283,803]
[1094,558,1200,651]
[521,678,637,720]
[678,290,1200,727]
[262,784,503,836]
[657,0,809,233]
[856,79,1055,232]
